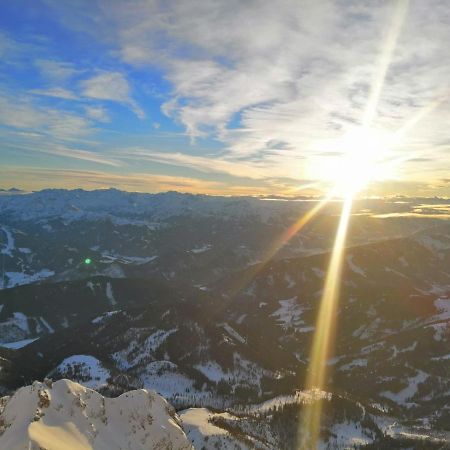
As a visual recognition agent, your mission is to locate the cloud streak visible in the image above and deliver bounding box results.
[81,71,145,119]
[0,166,281,195]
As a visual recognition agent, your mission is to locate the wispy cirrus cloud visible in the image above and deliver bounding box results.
[2,131,120,167]
[84,105,110,123]
[80,71,145,119]
[79,0,449,186]
[0,93,92,138]
[1,0,450,196]
[0,166,277,195]
[119,148,276,180]
[29,87,77,100]
[34,58,81,81]
[0,92,119,166]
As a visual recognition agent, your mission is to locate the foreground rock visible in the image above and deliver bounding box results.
[0,379,192,450]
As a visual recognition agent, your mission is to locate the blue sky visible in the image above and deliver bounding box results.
[1,0,449,196]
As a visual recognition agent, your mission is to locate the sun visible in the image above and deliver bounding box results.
[312,127,394,198]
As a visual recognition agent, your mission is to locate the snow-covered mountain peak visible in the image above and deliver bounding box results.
[0,378,192,450]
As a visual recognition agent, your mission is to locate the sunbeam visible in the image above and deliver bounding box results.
[297,195,353,449]
[363,0,410,127]
[226,196,330,301]
[297,2,410,447]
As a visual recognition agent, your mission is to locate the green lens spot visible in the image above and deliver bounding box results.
[84,258,92,265]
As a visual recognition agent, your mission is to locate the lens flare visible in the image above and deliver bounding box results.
[226,196,330,300]
[362,0,410,128]
[298,196,353,448]
[315,128,394,198]
[297,3,410,446]
[265,198,330,262]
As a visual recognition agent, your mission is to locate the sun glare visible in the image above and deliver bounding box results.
[313,127,394,198]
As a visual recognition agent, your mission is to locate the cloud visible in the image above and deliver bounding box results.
[29,87,76,100]
[0,94,47,129]
[72,0,448,186]
[34,59,81,81]
[80,71,145,118]
[118,148,309,182]
[120,149,268,179]
[0,32,24,60]
[2,131,119,167]
[0,167,279,195]
[0,92,119,166]
[3,0,450,196]
[0,92,94,139]
[84,105,110,123]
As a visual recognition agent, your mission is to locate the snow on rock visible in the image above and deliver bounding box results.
[380,370,429,406]
[416,234,450,253]
[105,281,117,306]
[39,317,55,334]
[0,226,14,256]
[0,379,193,450]
[0,189,295,225]
[0,312,31,344]
[195,354,270,396]
[426,322,448,341]
[100,251,158,265]
[222,323,246,344]
[139,362,199,402]
[249,389,332,413]
[112,328,177,370]
[0,338,39,349]
[194,361,229,383]
[189,244,211,254]
[50,355,111,390]
[91,310,120,324]
[433,297,450,321]
[346,254,367,277]
[2,269,55,289]
[180,408,248,449]
[284,273,296,288]
[339,358,368,371]
[432,353,450,360]
[271,296,305,330]
[322,420,375,449]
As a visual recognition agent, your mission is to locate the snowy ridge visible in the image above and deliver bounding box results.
[50,355,111,390]
[0,189,298,223]
[0,379,192,450]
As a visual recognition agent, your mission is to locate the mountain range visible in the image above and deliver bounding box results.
[0,189,449,449]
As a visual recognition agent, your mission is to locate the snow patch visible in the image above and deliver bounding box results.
[2,269,54,289]
[0,226,14,256]
[380,370,428,406]
[190,244,211,254]
[105,281,117,306]
[51,355,111,390]
[222,323,246,344]
[0,338,39,349]
[271,297,305,330]
[347,254,366,277]
[180,408,233,449]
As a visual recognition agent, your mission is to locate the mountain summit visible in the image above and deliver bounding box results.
[0,379,192,450]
